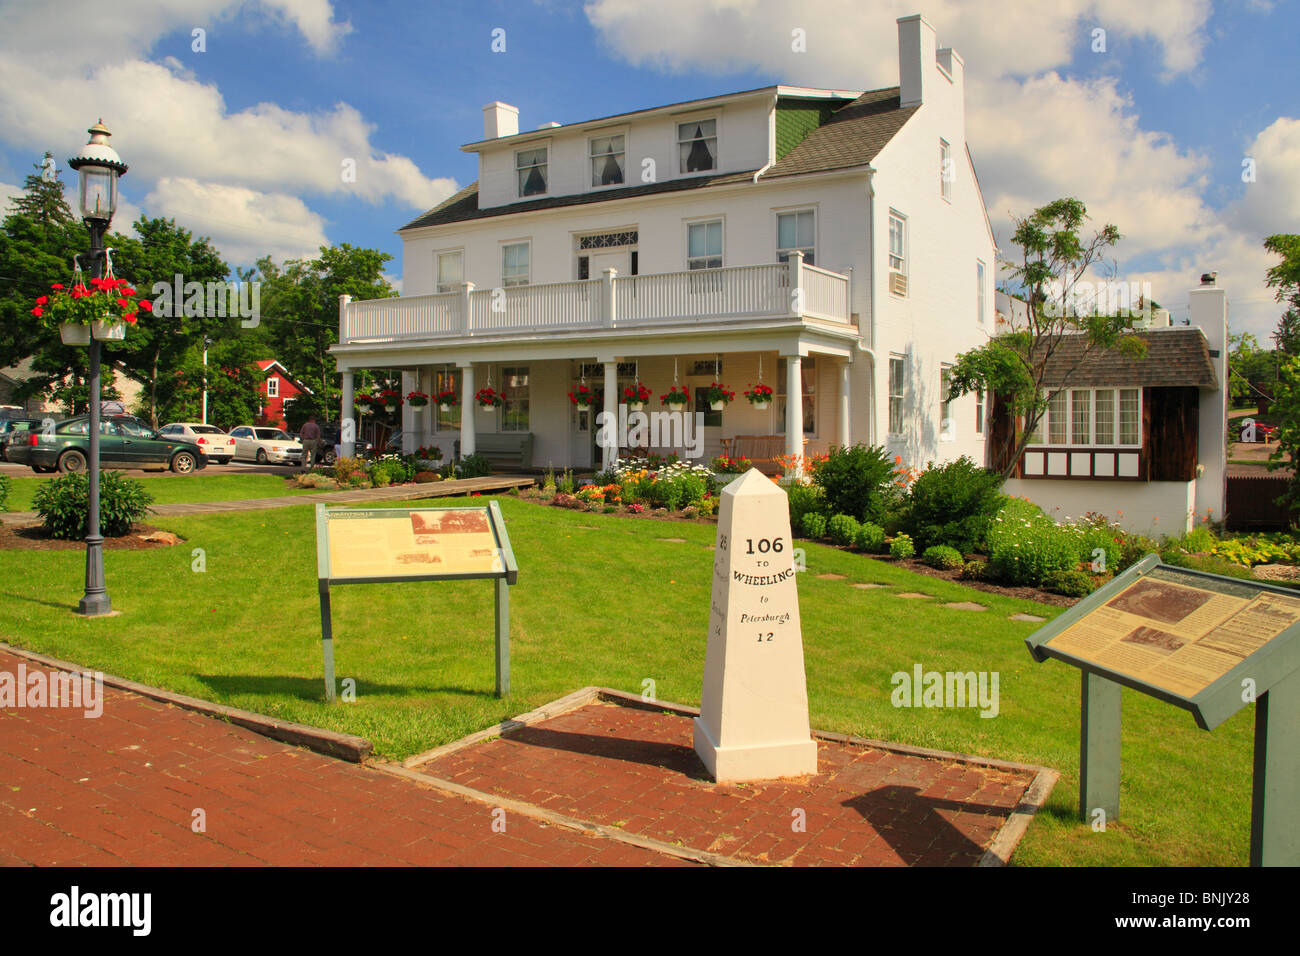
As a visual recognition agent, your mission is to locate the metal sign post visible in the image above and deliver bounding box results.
[315,502,519,702]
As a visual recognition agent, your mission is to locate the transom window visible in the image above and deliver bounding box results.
[1029,388,1141,447]
[889,212,907,273]
[888,356,906,435]
[578,230,638,250]
[687,220,722,270]
[502,242,530,287]
[589,134,625,187]
[678,119,717,173]
[777,210,815,265]
[515,147,548,197]
[436,250,463,293]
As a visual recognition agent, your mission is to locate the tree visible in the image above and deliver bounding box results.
[1228,331,1278,408]
[947,198,1144,477]
[1265,235,1300,356]
[1268,354,1300,523]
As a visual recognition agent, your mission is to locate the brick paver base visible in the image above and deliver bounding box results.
[0,653,679,867]
[417,700,1041,866]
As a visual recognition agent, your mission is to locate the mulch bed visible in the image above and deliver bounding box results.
[0,522,182,551]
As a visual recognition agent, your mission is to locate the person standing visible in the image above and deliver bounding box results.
[299,415,322,468]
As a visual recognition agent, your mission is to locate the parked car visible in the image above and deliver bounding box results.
[27,415,207,474]
[313,421,372,465]
[158,422,237,464]
[228,425,304,465]
[0,418,43,462]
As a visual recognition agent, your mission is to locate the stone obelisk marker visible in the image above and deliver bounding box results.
[694,469,817,783]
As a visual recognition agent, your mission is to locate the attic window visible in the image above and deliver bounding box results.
[516,147,548,197]
[678,119,717,173]
[590,134,625,186]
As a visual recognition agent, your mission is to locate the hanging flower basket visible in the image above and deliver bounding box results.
[435,389,459,412]
[59,323,90,346]
[705,382,735,411]
[622,382,652,412]
[92,319,126,341]
[379,389,402,413]
[744,382,774,410]
[407,390,430,409]
[660,385,690,408]
[568,384,601,409]
[35,270,147,347]
[476,387,505,410]
[354,394,378,412]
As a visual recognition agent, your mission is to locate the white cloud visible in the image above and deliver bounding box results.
[0,179,23,215]
[1232,116,1300,238]
[144,177,328,264]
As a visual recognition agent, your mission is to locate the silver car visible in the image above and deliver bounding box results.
[228,425,304,465]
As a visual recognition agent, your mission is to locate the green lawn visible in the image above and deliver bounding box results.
[0,495,1255,866]
[3,472,316,512]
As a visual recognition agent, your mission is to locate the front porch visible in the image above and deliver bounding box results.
[332,255,867,471]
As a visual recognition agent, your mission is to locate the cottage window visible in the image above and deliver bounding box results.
[777,210,815,265]
[516,147,548,197]
[1031,388,1142,447]
[888,355,905,435]
[590,134,625,186]
[678,119,717,173]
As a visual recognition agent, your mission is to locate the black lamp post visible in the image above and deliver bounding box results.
[67,120,127,617]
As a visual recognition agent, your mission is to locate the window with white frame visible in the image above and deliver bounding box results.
[1029,388,1142,447]
[777,210,815,265]
[940,139,953,200]
[939,365,953,440]
[888,355,905,435]
[436,250,463,293]
[678,119,717,173]
[502,242,530,287]
[589,134,625,186]
[687,220,722,270]
[975,388,985,435]
[888,212,907,274]
[500,366,530,432]
[266,376,278,398]
[515,147,548,197]
[976,259,986,324]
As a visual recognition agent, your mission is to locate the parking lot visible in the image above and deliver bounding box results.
[0,459,309,478]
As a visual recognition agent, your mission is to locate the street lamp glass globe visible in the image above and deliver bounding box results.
[67,120,127,224]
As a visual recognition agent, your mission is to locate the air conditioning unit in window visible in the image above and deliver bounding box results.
[890,271,908,296]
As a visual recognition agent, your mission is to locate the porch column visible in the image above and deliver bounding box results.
[340,370,355,457]
[785,354,802,477]
[602,359,618,470]
[839,361,852,449]
[459,363,476,458]
[400,370,416,454]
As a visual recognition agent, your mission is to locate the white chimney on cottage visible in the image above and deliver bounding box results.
[897,14,937,108]
[483,102,519,139]
[1190,271,1227,529]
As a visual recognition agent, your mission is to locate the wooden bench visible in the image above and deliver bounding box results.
[473,432,535,471]
[721,435,793,476]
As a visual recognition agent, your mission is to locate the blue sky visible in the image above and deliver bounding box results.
[1,0,1297,336]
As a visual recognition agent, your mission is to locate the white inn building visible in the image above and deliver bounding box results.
[333,14,997,472]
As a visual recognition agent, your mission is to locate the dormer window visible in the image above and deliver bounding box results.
[590,134,625,186]
[678,119,717,173]
[516,147,548,197]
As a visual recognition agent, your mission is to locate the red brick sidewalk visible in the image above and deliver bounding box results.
[416,699,1043,866]
[0,652,681,867]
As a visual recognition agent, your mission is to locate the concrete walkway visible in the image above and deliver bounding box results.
[0,475,536,524]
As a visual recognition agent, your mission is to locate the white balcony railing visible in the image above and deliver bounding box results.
[338,255,853,346]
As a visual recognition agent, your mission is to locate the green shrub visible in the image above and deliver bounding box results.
[1118,533,1160,572]
[907,456,1005,552]
[801,512,827,539]
[1044,568,1097,598]
[1076,523,1124,575]
[810,443,894,523]
[922,544,964,570]
[854,521,886,553]
[786,483,826,532]
[889,534,915,559]
[1180,526,1218,554]
[34,471,154,540]
[333,456,369,487]
[959,559,988,580]
[827,513,861,547]
[458,453,491,478]
[987,516,1081,586]
[0,473,10,512]
[368,457,410,487]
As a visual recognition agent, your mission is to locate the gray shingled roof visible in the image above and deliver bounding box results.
[399,86,915,231]
[1037,329,1218,389]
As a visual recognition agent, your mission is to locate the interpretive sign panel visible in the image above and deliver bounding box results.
[1025,554,1300,866]
[314,503,518,701]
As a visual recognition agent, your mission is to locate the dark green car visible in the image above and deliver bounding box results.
[28,415,208,475]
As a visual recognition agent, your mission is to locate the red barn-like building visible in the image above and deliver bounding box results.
[255,360,312,429]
